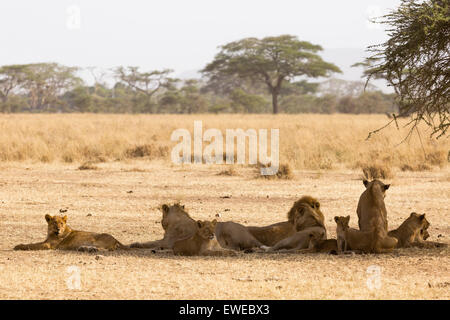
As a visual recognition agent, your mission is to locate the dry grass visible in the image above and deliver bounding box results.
[361,163,394,180]
[0,114,448,171]
[78,162,99,171]
[257,163,294,180]
[0,162,448,299]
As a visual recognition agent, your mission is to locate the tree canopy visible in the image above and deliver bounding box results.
[363,0,450,138]
[202,35,341,113]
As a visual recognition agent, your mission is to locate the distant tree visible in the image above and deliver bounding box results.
[114,67,178,113]
[202,35,341,114]
[22,63,81,111]
[362,0,449,138]
[0,65,28,104]
[160,79,208,113]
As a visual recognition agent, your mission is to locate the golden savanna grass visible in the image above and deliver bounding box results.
[0,113,448,171]
[0,114,449,299]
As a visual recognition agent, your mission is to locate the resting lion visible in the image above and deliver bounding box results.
[130,203,197,249]
[173,220,236,256]
[131,203,266,251]
[306,234,338,254]
[266,202,327,252]
[388,212,447,248]
[14,215,128,252]
[335,215,397,254]
[246,196,326,246]
[357,179,390,232]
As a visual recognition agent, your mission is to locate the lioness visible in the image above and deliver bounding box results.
[247,196,326,246]
[14,215,127,252]
[130,203,197,249]
[173,220,236,256]
[357,179,390,232]
[267,203,327,251]
[335,215,397,254]
[132,203,266,252]
[388,212,447,248]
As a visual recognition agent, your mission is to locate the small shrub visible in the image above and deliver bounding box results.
[78,162,98,170]
[361,163,393,180]
[217,166,238,176]
[257,163,293,180]
[125,144,153,158]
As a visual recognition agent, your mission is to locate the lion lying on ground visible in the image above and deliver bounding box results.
[305,234,338,254]
[130,203,196,249]
[335,215,397,253]
[173,220,237,256]
[266,202,327,252]
[388,212,447,248]
[131,203,267,251]
[247,196,326,246]
[14,215,127,252]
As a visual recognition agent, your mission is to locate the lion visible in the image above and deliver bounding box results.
[14,214,127,252]
[130,203,197,249]
[246,196,326,246]
[173,220,237,256]
[266,202,327,252]
[357,179,390,232]
[214,221,269,251]
[388,212,447,248]
[131,203,266,252]
[305,234,338,254]
[335,215,397,254]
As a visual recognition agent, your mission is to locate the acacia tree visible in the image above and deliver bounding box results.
[202,35,340,114]
[114,67,178,112]
[363,0,449,138]
[0,65,28,103]
[22,63,81,111]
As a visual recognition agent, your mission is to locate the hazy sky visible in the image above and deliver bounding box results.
[0,0,401,84]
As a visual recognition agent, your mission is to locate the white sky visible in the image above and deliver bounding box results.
[0,0,401,86]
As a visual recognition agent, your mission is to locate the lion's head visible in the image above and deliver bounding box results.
[334,215,350,230]
[287,196,325,230]
[407,212,429,230]
[363,179,390,198]
[307,229,327,249]
[196,220,217,240]
[45,214,68,237]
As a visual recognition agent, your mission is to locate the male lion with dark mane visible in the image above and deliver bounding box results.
[14,215,127,252]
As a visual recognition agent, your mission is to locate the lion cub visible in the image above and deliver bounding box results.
[173,220,236,256]
[335,216,397,254]
[306,234,338,254]
[388,212,447,248]
[14,214,128,252]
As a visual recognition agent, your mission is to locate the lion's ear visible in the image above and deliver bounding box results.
[419,214,425,220]
[161,204,170,214]
[212,219,217,225]
[384,184,390,191]
[62,215,67,222]
[314,202,320,209]
[45,214,52,222]
[197,220,203,228]
[363,180,369,188]
[334,216,339,223]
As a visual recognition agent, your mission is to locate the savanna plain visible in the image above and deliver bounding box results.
[0,114,449,299]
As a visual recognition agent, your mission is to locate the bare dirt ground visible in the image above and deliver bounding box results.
[0,161,449,299]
